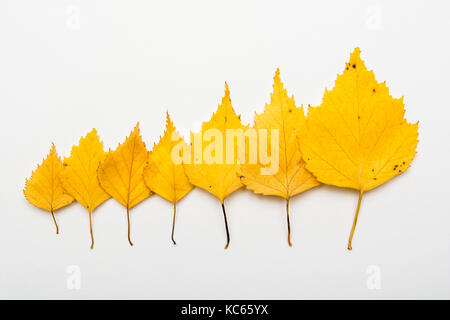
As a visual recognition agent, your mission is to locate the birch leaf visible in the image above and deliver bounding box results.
[184,83,247,249]
[24,144,74,233]
[239,69,319,246]
[143,112,193,245]
[97,123,151,246]
[61,129,110,249]
[301,48,419,250]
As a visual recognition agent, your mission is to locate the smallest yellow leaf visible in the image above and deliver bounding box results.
[24,143,74,234]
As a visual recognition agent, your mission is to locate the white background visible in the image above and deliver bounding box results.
[0,0,449,299]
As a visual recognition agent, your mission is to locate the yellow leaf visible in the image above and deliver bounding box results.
[239,69,319,246]
[301,48,419,250]
[24,143,74,234]
[184,83,247,249]
[61,129,111,249]
[97,123,151,246]
[143,112,193,245]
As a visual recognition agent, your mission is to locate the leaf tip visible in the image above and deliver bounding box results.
[165,111,174,128]
[274,68,281,81]
[348,47,365,71]
[224,82,230,97]
[272,68,285,92]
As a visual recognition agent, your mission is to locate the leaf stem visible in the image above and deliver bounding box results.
[51,210,59,234]
[89,210,94,249]
[171,202,177,245]
[127,207,133,246]
[286,199,292,247]
[348,190,364,250]
[221,202,230,249]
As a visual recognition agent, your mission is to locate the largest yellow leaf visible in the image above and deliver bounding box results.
[61,129,111,249]
[239,69,319,246]
[24,144,74,233]
[302,48,419,250]
[98,123,151,246]
[143,112,193,245]
[184,83,247,249]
